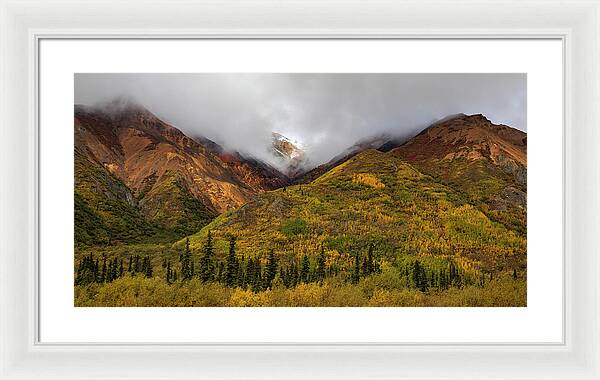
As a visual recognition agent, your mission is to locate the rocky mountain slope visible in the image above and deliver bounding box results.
[74,101,289,244]
[271,132,307,177]
[389,113,527,233]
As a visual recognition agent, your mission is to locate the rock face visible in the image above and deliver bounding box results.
[271,132,307,177]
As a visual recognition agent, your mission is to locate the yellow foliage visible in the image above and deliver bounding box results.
[352,173,385,189]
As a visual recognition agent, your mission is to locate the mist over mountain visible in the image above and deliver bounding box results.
[75,73,526,172]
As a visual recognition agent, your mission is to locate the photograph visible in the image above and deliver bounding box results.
[73,73,527,307]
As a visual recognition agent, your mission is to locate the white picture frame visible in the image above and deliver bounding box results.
[1,0,598,379]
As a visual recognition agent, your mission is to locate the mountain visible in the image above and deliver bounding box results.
[389,113,527,233]
[185,148,526,277]
[296,114,526,232]
[74,100,288,244]
[75,108,527,306]
[293,133,392,184]
[271,132,307,177]
[183,113,527,276]
[194,135,290,191]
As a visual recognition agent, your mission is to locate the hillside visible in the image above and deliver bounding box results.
[389,114,527,233]
[74,101,288,244]
[185,148,526,278]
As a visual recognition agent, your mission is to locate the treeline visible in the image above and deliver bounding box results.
[169,232,379,291]
[75,232,491,293]
[75,253,153,285]
[167,232,472,293]
[395,258,465,292]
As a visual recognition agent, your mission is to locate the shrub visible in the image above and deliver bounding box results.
[281,218,307,237]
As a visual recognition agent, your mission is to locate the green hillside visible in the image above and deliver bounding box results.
[74,150,162,246]
[392,154,527,234]
[185,149,525,274]
[74,151,214,246]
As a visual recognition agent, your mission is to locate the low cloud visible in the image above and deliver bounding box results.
[75,73,526,169]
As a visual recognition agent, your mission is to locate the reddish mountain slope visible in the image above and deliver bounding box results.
[390,114,527,232]
[75,101,290,242]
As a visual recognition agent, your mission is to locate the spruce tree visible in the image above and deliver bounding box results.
[93,258,99,281]
[111,258,119,281]
[166,261,172,284]
[412,260,428,292]
[246,257,256,290]
[199,231,215,282]
[361,243,375,276]
[300,254,310,284]
[264,250,278,289]
[100,257,107,283]
[144,256,153,278]
[224,236,239,287]
[181,238,192,281]
[316,244,326,283]
[134,255,141,273]
[351,252,360,284]
[237,253,245,288]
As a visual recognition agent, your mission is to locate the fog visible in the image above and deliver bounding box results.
[75,73,526,170]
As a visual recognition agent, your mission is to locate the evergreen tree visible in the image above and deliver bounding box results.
[134,255,141,273]
[246,257,263,292]
[264,250,278,289]
[75,254,97,285]
[300,254,310,283]
[144,256,153,278]
[316,244,326,283]
[94,258,99,281]
[224,236,239,287]
[166,261,172,284]
[199,231,215,282]
[361,243,376,276]
[237,253,246,288]
[111,258,119,281]
[246,257,256,290]
[181,237,193,281]
[100,257,107,283]
[351,252,360,284]
[412,260,428,292]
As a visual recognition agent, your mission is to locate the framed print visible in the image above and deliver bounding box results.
[1,1,599,379]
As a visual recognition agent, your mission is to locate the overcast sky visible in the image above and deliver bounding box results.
[75,73,526,169]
